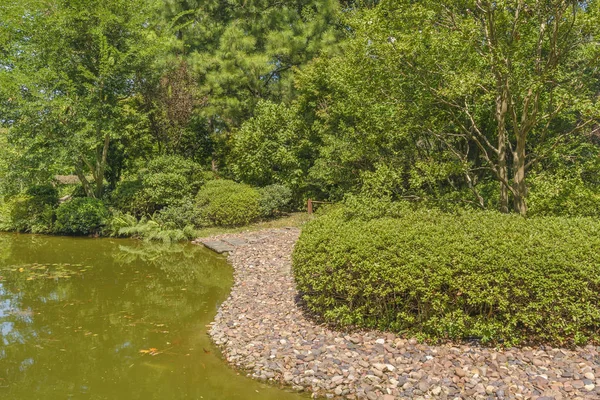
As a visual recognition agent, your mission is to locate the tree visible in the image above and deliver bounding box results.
[229,100,313,191]
[160,0,343,132]
[369,0,600,215]
[1,0,168,198]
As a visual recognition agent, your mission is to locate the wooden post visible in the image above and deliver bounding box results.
[307,198,313,215]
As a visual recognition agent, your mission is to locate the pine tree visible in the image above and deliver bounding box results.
[161,0,343,131]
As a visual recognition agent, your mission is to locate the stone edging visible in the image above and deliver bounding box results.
[196,228,600,399]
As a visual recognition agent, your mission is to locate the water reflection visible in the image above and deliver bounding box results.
[0,233,305,400]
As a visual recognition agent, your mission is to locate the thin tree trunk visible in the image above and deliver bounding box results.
[513,131,527,216]
[496,84,510,213]
[75,164,94,198]
[94,133,110,198]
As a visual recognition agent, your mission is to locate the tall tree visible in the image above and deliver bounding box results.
[366,0,600,214]
[1,0,168,198]
[161,0,343,132]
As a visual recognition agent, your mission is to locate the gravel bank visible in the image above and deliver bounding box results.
[199,228,600,399]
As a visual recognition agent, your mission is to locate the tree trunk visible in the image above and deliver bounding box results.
[496,84,509,213]
[513,132,527,216]
[75,164,94,198]
[94,133,110,198]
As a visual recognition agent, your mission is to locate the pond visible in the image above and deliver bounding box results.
[0,233,305,400]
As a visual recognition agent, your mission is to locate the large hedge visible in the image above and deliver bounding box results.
[292,208,600,346]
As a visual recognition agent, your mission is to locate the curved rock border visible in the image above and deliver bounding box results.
[199,228,600,399]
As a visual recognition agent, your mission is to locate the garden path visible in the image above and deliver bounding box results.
[197,228,600,400]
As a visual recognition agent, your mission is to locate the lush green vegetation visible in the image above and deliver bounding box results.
[54,198,110,235]
[1,0,600,344]
[2,0,598,224]
[293,204,600,346]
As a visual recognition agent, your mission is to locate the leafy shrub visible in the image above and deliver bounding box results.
[26,184,59,207]
[528,172,600,217]
[0,195,34,232]
[109,156,205,216]
[113,214,197,243]
[229,101,311,189]
[196,180,260,227]
[293,208,600,346]
[141,155,203,210]
[155,197,200,229]
[258,184,292,218]
[109,179,149,216]
[54,198,109,235]
[0,188,57,233]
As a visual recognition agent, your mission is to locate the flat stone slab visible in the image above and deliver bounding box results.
[223,238,247,246]
[198,240,235,254]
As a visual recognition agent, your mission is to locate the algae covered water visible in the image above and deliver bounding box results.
[0,233,304,399]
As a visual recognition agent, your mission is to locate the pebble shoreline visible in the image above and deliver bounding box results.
[196,228,600,399]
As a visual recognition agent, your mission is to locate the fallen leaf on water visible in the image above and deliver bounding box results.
[139,347,159,355]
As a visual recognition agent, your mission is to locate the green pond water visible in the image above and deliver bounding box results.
[0,233,305,400]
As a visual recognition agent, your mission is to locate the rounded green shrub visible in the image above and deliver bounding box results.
[0,195,37,232]
[54,198,109,235]
[142,155,204,210]
[258,184,292,218]
[196,180,260,227]
[293,208,600,346]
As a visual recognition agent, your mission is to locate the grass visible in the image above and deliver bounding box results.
[193,212,312,238]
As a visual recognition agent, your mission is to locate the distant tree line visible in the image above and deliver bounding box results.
[1,0,599,217]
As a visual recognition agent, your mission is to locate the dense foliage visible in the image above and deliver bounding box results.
[1,0,599,217]
[258,184,293,218]
[140,155,203,210]
[228,0,600,213]
[293,206,600,346]
[1,0,599,347]
[54,198,109,235]
[196,180,261,227]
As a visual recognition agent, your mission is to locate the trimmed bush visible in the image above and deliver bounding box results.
[142,155,203,210]
[109,156,204,216]
[258,184,292,218]
[293,208,600,346]
[26,184,59,207]
[54,198,109,235]
[196,180,260,226]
